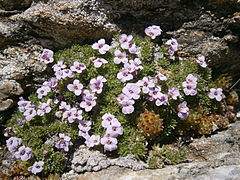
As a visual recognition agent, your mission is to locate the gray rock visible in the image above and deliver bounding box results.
[10,0,119,49]
[63,122,240,180]
[70,145,147,173]
[0,44,48,111]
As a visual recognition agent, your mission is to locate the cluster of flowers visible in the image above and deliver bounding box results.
[18,97,52,121]
[6,137,44,174]
[101,113,123,151]
[6,24,227,175]
[182,74,198,96]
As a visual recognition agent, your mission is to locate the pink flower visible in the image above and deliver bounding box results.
[93,58,108,68]
[37,100,52,116]
[80,100,97,112]
[155,93,168,106]
[37,86,51,99]
[92,39,110,54]
[119,34,133,49]
[39,49,54,64]
[70,61,86,73]
[122,83,141,100]
[196,56,207,68]
[23,107,37,121]
[168,87,181,100]
[6,137,22,152]
[28,161,44,174]
[55,133,71,152]
[89,76,107,94]
[52,61,66,72]
[208,88,223,101]
[85,135,100,148]
[62,69,74,78]
[101,136,118,151]
[166,38,178,55]
[156,73,168,81]
[117,70,133,82]
[145,25,162,39]
[121,99,135,114]
[14,146,32,161]
[114,50,128,64]
[67,80,83,96]
[177,101,189,120]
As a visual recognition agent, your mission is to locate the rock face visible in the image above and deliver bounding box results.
[62,121,240,180]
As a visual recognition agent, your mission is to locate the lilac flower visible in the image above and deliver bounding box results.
[156,72,168,81]
[177,101,190,120]
[166,38,178,51]
[14,146,32,161]
[182,81,197,96]
[186,74,198,84]
[155,93,168,106]
[70,61,86,73]
[28,161,44,174]
[121,99,135,114]
[114,50,128,64]
[62,69,74,78]
[39,49,54,64]
[48,77,58,89]
[36,86,51,99]
[78,121,91,132]
[128,42,137,54]
[122,83,141,100]
[80,100,96,112]
[37,100,51,116]
[196,56,207,68]
[137,77,155,94]
[67,80,83,96]
[92,39,110,54]
[85,135,100,148]
[89,76,107,94]
[93,58,108,68]
[148,86,162,100]
[82,90,97,102]
[102,113,118,128]
[17,97,31,112]
[129,58,143,70]
[106,120,123,137]
[6,137,22,152]
[117,70,133,82]
[55,133,71,152]
[119,34,133,49]
[59,101,71,111]
[78,130,90,140]
[208,88,223,101]
[67,108,83,123]
[52,61,66,72]
[17,118,26,126]
[23,107,37,121]
[168,87,181,100]
[166,38,178,55]
[124,62,136,73]
[55,70,64,80]
[116,93,130,104]
[101,136,118,151]
[145,25,162,39]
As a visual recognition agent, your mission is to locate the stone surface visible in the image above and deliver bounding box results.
[0,44,47,113]
[10,0,118,49]
[62,121,240,180]
[71,145,147,173]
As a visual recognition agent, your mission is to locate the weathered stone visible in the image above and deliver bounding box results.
[63,121,240,180]
[10,0,119,49]
[70,145,147,173]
